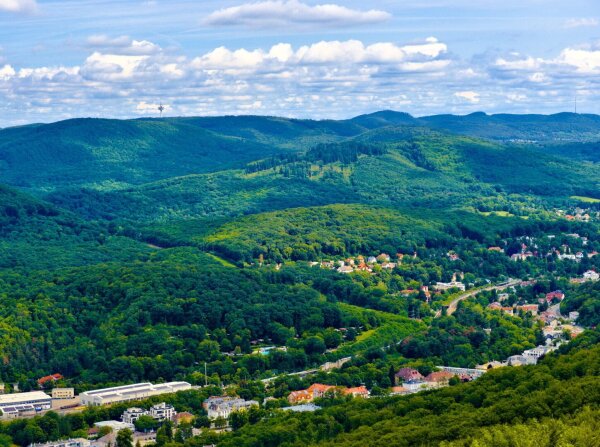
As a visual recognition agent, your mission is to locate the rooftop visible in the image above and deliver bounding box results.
[0,391,51,405]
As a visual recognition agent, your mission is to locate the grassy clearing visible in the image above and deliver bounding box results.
[570,195,600,203]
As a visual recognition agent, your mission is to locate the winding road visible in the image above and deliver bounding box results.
[435,279,522,318]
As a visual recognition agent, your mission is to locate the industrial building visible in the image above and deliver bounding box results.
[28,439,89,447]
[52,388,75,399]
[0,391,52,418]
[80,382,191,406]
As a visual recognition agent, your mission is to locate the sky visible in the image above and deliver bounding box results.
[0,0,599,126]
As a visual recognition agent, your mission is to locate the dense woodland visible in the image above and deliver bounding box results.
[0,112,598,445]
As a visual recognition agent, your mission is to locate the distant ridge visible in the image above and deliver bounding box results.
[1,111,599,193]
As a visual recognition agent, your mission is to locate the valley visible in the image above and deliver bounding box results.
[0,112,598,446]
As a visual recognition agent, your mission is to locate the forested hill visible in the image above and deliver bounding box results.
[0,184,151,269]
[1,112,600,193]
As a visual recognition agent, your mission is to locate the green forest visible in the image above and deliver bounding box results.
[0,112,598,445]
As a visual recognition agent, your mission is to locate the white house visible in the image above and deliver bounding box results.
[122,407,148,424]
[150,402,176,421]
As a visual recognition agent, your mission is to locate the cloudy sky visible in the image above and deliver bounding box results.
[0,0,599,126]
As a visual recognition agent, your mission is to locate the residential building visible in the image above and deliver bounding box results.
[52,388,74,400]
[37,374,63,388]
[0,391,52,418]
[394,368,424,384]
[545,291,565,303]
[94,421,134,432]
[28,439,90,447]
[583,270,599,281]
[517,304,539,315]
[435,366,484,379]
[342,386,370,398]
[522,345,556,365]
[389,386,409,396]
[425,371,455,386]
[174,412,195,426]
[569,311,580,321]
[287,389,312,404]
[150,402,176,420]
[80,382,191,406]
[121,407,148,425]
[434,281,466,292]
[203,396,258,419]
[336,265,354,274]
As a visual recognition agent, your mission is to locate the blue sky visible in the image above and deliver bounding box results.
[0,0,599,126]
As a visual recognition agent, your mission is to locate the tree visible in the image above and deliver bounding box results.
[134,415,159,432]
[116,429,133,447]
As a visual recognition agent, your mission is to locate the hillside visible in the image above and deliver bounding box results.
[41,124,600,224]
[213,331,600,447]
[2,112,600,195]
[0,184,151,269]
[0,118,288,190]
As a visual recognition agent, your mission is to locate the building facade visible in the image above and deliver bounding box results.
[80,382,191,406]
[52,388,75,399]
[0,391,52,418]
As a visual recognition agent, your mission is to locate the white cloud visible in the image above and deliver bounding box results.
[0,64,15,80]
[86,35,161,55]
[564,18,598,29]
[204,0,390,27]
[558,47,600,73]
[3,36,600,125]
[0,0,37,13]
[454,91,480,103]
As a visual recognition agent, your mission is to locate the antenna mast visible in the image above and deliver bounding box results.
[158,101,165,118]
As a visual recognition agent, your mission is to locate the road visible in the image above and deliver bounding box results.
[435,279,522,318]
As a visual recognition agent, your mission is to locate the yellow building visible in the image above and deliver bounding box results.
[52,388,75,399]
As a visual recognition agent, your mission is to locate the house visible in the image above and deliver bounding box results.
[307,384,336,399]
[501,307,514,315]
[37,374,63,388]
[488,246,504,252]
[122,407,148,425]
[545,290,565,303]
[507,355,530,366]
[288,383,367,404]
[203,396,258,420]
[583,270,599,281]
[433,281,466,292]
[517,304,539,315]
[424,371,455,386]
[367,256,377,264]
[150,402,176,421]
[487,302,502,310]
[288,389,312,404]
[337,265,354,274]
[568,311,580,321]
[94,421,134,432]
[174,412,194,426]
[476,361,506,371]
[394,368,424,384]
[381,262,397,270]
[390,386,409,396]
[376,253,391,263]
[342,386,369,398]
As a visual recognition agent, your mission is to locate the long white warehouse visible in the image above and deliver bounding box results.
[80,382,191,406]
[0,391,52,417]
